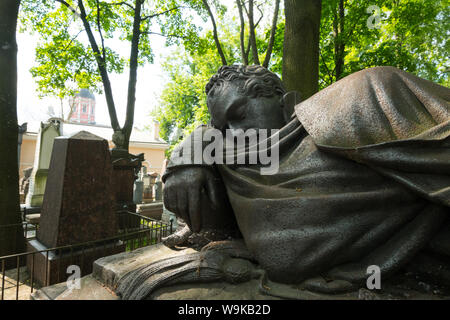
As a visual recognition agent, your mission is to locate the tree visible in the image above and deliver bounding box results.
[152,42,231,156]
[28,22,106,120]
[0,0,25,259]
[201,0,281,67]
[21,0,200,152]
[202,0,228,65]
[154,1,285,155]
[282,0,322,100]
[235,0,281,67]
[319,0,449,89]
[156,0,448,153]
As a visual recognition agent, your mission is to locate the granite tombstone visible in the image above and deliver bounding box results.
[28,131,122,286]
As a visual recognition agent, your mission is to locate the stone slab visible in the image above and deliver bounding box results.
[30,280,67,300]
[30,275,117,300]
[25,213,40,224]
[29,242,450,300]
[93,243,196,290]
[153,280,280,300]
[55,275,119,300]
[136,201,163,220]
[26,239,125,287]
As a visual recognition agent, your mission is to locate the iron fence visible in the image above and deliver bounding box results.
[0,211,173,300]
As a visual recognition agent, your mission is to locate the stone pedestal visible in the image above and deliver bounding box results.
[31,244,450,300]
[111,151,143,230]
[26,239,124,287]
[111,150,144,213]
[136,202,163,220]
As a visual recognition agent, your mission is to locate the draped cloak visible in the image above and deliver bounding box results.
[163,66,450,285]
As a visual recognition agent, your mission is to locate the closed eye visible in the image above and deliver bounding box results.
[226,97,248,121]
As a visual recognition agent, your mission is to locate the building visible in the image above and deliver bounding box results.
[19,90,168,180]
[68,88,96,124]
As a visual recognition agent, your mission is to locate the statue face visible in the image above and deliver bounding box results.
[207,81,286,135]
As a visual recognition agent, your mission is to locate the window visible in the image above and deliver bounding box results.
[82,104,87,113]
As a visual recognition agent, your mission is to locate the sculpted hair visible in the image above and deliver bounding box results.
[205,65,286,98]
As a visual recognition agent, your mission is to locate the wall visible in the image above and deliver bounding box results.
[129,145,166,175]
[20,137,167,178]
[19,137,36,179]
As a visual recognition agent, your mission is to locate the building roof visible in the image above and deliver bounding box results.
[75,89,96,101]
[23,120,168,149]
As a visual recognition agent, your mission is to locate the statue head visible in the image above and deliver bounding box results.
[205,65,289,133]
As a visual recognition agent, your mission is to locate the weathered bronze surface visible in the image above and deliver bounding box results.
[119,65,449,299]
[37,131,117,248]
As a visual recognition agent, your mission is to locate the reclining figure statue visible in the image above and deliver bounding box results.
[117,65,449,300]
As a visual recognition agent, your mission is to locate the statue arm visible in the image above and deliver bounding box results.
[162,127,238,235]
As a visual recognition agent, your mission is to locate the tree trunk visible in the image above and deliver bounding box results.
[77,0,120,133]
[333,0,345,80]
[122,0,143,151]
[282,0,322,100]
[0,0,25,259]
[203,0,228,66]
[236,0,248,65]
[262,0,281,68]
[247,0,260,65]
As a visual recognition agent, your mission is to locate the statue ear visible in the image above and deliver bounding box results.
[281,91,301,121]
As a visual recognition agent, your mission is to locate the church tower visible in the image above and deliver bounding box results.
[69,89,96,124]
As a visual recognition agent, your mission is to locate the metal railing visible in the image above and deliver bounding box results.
[0,211,173,300]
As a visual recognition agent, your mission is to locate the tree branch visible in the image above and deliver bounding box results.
[254,2,263,28]
[245,32,251,61]
[123,0,143,141]
[247,0,260,65]
[55,0,81,18]
[63,28,84,51]
[142,6,183,21]
[142,31,187,40]
[76,0,120,131]
[236,0,248,65]
[96,0,106,59]
[320,50,333,81]
[262,0,280,68]
[202,0,227,65]
[107,1,135,11]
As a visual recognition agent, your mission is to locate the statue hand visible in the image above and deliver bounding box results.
[163,167,221,233]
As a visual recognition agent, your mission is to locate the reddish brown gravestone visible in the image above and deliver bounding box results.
[37,131,117,248]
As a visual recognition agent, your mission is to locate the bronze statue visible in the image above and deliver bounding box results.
[117,65,449,299]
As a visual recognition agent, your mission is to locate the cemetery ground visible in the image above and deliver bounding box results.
[0,215,172,300]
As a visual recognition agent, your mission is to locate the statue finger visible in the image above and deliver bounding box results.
[177,189,191,229]
[188,187,202,233]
